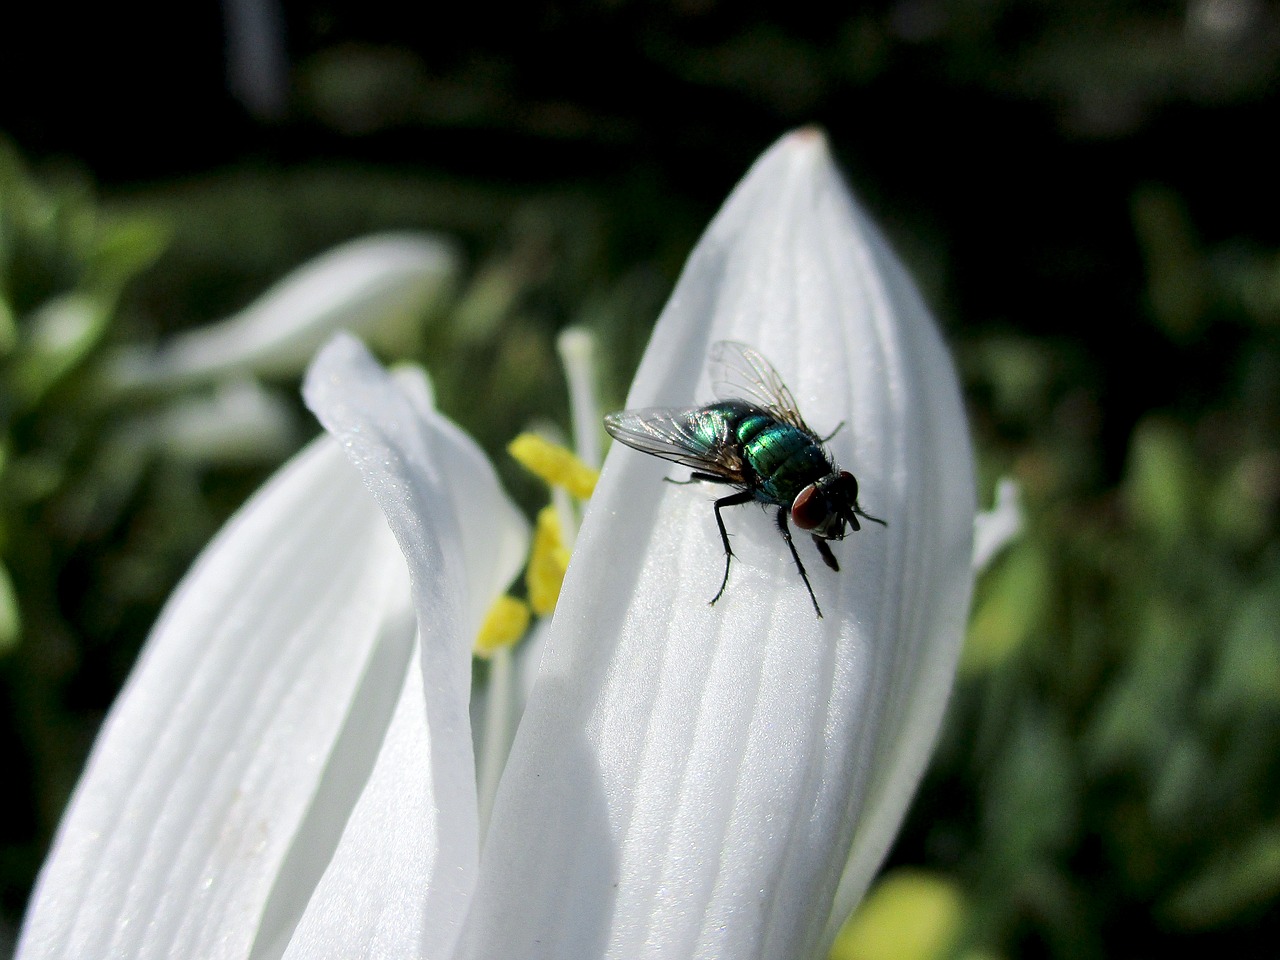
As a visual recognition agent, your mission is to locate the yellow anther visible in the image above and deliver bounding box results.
[508,433,598,499]
[527,505,571,615]
[474,595,531,658]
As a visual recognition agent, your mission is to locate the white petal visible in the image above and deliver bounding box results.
[16,437,414,960]
[470,618,554,840]
[153,379,298,464]
[459,129,974,960]
[107,234,458,392]
[971,476,1022,572]
[294,335,529,956]
[305,336,529,638]
[277,663,441,960]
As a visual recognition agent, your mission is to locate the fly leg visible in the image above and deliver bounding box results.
[854,505,887,527]
[709,489,755,605]
[813,536,840,572]
[777,508,823,619]
[662,472,754,608]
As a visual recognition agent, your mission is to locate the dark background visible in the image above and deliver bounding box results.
[2,2,1279,956]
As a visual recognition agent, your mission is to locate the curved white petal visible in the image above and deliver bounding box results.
[303,335,529,657]
[153,379,298,464]
[290,335,528,957]
[276,665,442,960]
[20,332,530,960]
[108,234,458,392]
[458,129,974,960]
[16,437,414,960]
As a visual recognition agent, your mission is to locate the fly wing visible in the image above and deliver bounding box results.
[603,406,749,482]
[709,340,810,433]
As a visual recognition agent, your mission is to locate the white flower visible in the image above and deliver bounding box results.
[106,233,458,393]
[17,128,975,960]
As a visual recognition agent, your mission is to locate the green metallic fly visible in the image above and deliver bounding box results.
[603,341,885,618]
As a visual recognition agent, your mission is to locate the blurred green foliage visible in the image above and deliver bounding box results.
[892,194,1280,957]
[0,143,174,922]
[3,1,1280,955]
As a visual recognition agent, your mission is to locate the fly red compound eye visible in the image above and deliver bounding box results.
[790,484,827,531]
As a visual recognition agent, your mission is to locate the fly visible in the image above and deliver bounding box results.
[603,340,885,618]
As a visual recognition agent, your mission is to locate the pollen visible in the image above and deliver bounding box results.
[527,505,571,615]
[508,432,599,499]
[474,595,532,658]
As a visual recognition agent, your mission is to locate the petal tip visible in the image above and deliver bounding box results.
[779,125,834,168]
[302,332,366,405]
[785,125,830,149]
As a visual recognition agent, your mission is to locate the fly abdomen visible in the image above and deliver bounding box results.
[683,402,750,452]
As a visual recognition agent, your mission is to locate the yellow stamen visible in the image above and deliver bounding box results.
[527,505,571,615]
[508,432,599,499]
[473,595,531,658]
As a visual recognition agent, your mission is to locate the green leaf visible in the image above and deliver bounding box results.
[1163,823,1280,929]
[89,216,170,294]
[981,704,1079,873]
[962,540,1052,672]
[0,560,19,653]
[1123,418,1200,541]
[10,293,110,407]
[1131,185,1210,342]
[0,294,17,357]
[1084,597,1200,776]
[1206,569,1280,714]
